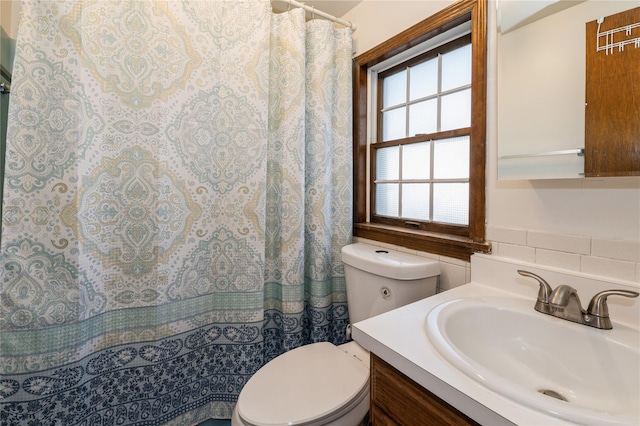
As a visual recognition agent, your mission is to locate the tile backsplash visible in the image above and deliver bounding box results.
[354,228,640,296]
[352,237,471,293]
[487,226,640,283]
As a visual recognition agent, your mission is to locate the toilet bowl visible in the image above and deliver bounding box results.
[232,243,440,426]
[232,341,370,426]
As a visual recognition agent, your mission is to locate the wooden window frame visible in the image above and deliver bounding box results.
[353,0,490,261]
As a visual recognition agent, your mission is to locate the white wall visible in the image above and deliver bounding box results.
[0,1,20,37]
[343,0,640,285]
[343,0,457,54]
[0,0,20,74]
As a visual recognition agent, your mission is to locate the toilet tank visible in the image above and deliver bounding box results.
[341,243,441,325]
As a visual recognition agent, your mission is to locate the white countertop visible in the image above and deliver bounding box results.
[351,254,640,426]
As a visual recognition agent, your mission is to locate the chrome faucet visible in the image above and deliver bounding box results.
[517,270,639,330]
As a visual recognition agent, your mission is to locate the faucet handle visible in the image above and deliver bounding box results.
[586,289,639,329]
[518,270,553,313]
[518,270,553,302]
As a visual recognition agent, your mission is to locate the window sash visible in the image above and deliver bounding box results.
[376,36,472,143]
[372,132,471,228]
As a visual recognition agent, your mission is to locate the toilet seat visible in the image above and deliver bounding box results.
[236,342,369,426]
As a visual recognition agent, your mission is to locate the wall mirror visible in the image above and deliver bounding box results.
[496,0,637,180]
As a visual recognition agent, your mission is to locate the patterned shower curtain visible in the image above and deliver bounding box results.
[0,1,352,424]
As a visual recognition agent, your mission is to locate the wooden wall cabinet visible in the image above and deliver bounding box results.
[370,354,479,426]
[584,7,640,177]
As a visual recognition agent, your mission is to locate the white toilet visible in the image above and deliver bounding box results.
[231,243,440,426]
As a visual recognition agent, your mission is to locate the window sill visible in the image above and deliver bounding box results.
[354,222,491,262]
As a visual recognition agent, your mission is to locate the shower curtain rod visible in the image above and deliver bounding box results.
[273,0,357,31]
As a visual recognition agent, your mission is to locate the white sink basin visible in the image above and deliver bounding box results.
[426,297,640,425]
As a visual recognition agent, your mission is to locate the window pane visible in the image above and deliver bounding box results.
[433,182,468,225]
[402,142,430,179]
[383,70,407,108]
[402,183,430,220]
[409,59,437,100]
[442,44,471,91]
[440,88,470,131]
[376,183,399,217]
[382,107,406,141]
[376,146,399,180]
[434,136,469,179]
[408,100,437,136]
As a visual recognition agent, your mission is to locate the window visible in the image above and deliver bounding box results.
[353,0,490,261]
[375,37,471,230]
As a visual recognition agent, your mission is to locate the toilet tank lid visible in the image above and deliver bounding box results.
[341,243,440,280]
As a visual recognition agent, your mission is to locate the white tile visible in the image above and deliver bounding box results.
[527,231,591,255]
[581,256,638,282]
[437,261,469,291]
[487,225,527,245]
[591,238,640,263]
[496,242,536,263]
[439,254,467,267]
[536,249,581,271]
[414,250,439,261]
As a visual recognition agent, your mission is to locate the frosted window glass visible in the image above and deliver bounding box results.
[441,89,470,131]
[376,146,399,180]
[382,107,406,141]
[433,183,468,225]
[383,70,407,108]
[442,44,471,91]
[409,59,438,100]
[409,100,437,137]
[434,136,469,179]
[376,183,399,217]
[402,183,430,220]
[402,142,430,179]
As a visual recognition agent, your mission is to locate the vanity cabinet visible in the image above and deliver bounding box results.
[370,354,478,426]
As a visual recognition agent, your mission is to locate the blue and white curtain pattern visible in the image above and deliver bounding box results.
[0,1,353,424]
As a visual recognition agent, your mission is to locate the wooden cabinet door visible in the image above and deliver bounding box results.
[370,354,478,426]
[585,7,640,177]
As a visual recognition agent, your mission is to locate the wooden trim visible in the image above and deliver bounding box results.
[372,128,471,149]
[468,0,487,243]
[371,216,470,238]
[353,0,488,257]
[353,59,368,224]
[355,223,491,262]
[356,1,476,68]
